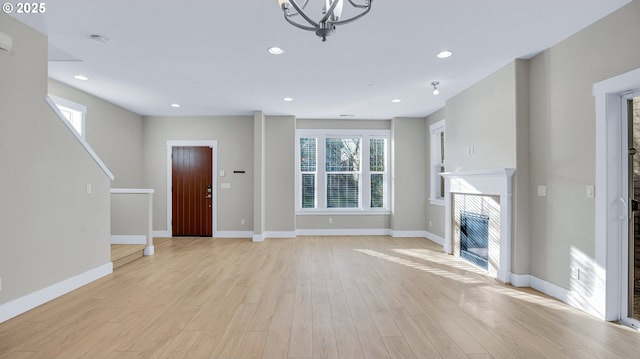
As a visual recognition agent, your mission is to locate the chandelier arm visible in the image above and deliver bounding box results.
[288,0,319,28]
[319,0,342,24]
[346,0,370,9]
[329,5,371,25]
[286,0,310,17]
[283,14,317,31]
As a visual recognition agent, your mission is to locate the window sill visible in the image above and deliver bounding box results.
[429,198,445,207]
[296,210,391,216]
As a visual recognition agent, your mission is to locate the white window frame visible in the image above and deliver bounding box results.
[49,95,86,139]
[429,119,446,206]
[295,129,390,215]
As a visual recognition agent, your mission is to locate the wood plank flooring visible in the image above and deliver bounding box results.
[1,236,640,359]
[111,244,146,269]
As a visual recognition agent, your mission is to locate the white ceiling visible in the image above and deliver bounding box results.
[13,0,632,119]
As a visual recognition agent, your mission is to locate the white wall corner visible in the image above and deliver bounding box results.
[0,263,112,323]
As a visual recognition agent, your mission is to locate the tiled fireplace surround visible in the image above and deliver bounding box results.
[442,169,516,283]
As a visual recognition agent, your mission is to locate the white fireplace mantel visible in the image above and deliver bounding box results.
[441,168,515,283]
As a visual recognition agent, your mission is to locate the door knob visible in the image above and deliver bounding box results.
[205,195,212,199]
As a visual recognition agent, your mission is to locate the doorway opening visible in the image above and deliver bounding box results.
[626,94,640,322]
[166,141,218,237]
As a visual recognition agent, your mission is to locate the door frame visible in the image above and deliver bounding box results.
[594,67,640,322]
[166,140,218,237]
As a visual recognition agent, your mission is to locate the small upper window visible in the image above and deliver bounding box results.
[49,95,86,139]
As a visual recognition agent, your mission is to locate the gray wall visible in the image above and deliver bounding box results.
[445,61,517,172]
[111,194,149,235]
[265,116,296,232]
[142,116,254,233]
[425,108,446,238]
[528,0,640,288]
[391,117,427,232]
[0,13,111,305]
[48,79,144,188]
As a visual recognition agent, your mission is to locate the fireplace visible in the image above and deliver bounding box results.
[460,211,489,270]
[441,169,515,283]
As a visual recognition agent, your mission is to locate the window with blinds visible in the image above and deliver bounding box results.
[296,130,389,212]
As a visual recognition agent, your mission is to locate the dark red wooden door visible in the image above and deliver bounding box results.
[172,146,213,236]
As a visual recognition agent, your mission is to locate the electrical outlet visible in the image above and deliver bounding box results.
[329,217,333,224]
[240,219,246,226]
[586,185,595,199]
[571,267,580,280]
[537,185,547,197]
[86,184,92,194]
[429,220,432,228]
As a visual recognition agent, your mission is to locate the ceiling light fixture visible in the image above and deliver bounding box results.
[170,103,181,108]
[277,0,373,42]
[268,47,284,55]
[431,81,440,95]
[391,99,402,103]
[283,97,294,102]
[437,50,452,59]
[90,34,110,45]
[74,75,89,81]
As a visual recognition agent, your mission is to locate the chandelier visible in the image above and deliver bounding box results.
[277,0,373,41]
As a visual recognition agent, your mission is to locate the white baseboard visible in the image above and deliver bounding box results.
[424,230,445,246]
[264,231,297,239]
[0,262,113,324]
[509,272,531,287]
[296,228,392,236]
[111,235,146,245]
[216,231,253,238]
[152,230,170,238]
[252,234,265,242]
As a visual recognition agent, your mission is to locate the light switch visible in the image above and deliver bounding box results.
[537,185,547,197]
[86,184,92,194]
[586,185,595,199]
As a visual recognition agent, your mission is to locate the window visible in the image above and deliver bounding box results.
[296,130,389,213]
[429,119,445,205]
[50,95,86,138]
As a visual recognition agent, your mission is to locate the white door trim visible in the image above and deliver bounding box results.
[166,140,219,237]
[594,67,640,321]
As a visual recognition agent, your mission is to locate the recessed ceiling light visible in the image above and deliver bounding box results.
[283,97,294,102]
[74,75,89,81]
[437,50,453,59]
[170,103,181,108]
[391,99,402,103]
[268,47,284,55]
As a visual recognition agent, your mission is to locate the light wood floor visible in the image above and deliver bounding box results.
[1,236,639,359]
